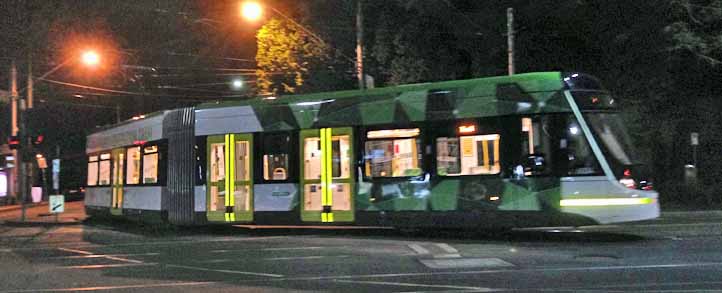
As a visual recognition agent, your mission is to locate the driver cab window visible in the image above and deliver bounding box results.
[262,133,292,181]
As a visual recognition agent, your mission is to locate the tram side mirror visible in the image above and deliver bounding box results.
[524,154,547,175]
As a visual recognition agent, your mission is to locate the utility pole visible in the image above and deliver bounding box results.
[507,7,515,76]
[11,59,29,221]
[10,61,20,207]
[11,61,18,136]
[27,55,33,109]
[356,0,365,90]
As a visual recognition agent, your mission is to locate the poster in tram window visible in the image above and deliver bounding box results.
[143,153,159,184]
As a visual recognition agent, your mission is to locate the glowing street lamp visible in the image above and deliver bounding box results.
[241,2,263,21]
[231,78,244,90]
[81,50,101,67]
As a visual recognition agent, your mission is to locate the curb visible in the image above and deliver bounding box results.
[0,219,83,227]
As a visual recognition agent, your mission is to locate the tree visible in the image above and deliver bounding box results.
[255,18,329,95]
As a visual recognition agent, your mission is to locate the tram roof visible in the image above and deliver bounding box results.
[197,71,565,110]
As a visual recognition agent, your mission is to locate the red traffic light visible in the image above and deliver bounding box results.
[33,135,44,145]
[7,136,20,150]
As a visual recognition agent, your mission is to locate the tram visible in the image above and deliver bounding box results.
[84,72,659,228]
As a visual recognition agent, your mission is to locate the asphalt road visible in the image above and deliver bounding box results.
[1,204,721,292]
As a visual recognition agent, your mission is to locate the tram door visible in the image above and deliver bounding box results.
[300,127,354,222]
[206,134,254,222]
[110,148,125,216]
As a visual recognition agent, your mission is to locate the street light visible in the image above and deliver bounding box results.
[10,48,102,221]
[81,50,101,67]
[231,78,244,90]
[241,2,263,22]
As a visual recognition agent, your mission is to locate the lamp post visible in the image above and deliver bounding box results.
[240,1,365,90]
[13,49,100,221]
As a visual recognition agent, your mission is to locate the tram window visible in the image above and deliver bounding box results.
[126,147,141,185]
[332,137,350,178]
[87,156,99,186]
[195,138,207,185]
[304,137,322,180]
[262,133,292,181]
[436,134,500,176]
[364,129,422,177]
[98,153,111,186]
[143,145,159,184]
[235,141,250,181]
[210,143,225,182]
[517,115,602,177]
[264,154,288,180]
[306,136,351,179]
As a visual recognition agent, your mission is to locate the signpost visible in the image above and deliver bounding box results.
[49,194,64,222]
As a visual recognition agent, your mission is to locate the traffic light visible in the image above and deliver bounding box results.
[8,136,20,150]
[33,135,44,145]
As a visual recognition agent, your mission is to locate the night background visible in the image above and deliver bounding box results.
[0,0,720,208]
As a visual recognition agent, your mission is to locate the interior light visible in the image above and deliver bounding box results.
[458,125,476,134]
[367,128,420,139]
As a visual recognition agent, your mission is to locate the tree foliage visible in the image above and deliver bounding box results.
[255,18,328,95]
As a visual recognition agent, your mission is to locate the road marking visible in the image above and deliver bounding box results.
[420,258,514,269]
[50,253,160,260]
[77,236,289,248]
[266,261,722,282]
[0,281,215,292]
[61,263,157,269]
[408,244,430,255]
[333,279,496,291]
[436,243,459,254]
[265,255,350,261]
[200,259,232,264]
[0,249,12,253]
[263,246,324,251]
[102,255,144,264]
[210,246,323,253]
[58,247,145,264]
[166,264,284,278]
[57,247,94,255]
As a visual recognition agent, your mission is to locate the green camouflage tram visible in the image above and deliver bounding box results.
[84,72,659,228]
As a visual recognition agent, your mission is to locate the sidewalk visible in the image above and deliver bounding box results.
[0,201,47,213]
[0,201,85,226]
